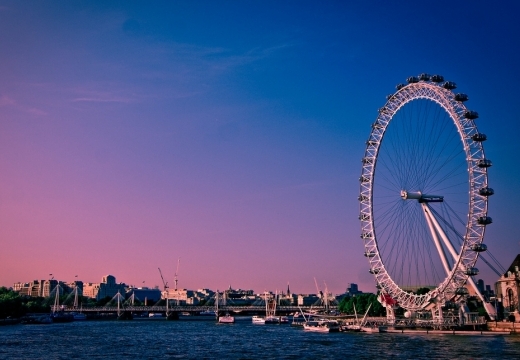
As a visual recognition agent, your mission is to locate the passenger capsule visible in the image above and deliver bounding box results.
[443,81,457,90]
[362,157,373,165]
[464,110,479,119]
[375,284,382,289]
[407,76,419,83]
[471,243,488,252]
[454,93,469,102]
[479,187,494,196]
[465,267,479,276]
[477,159,492,168]
[477,216,493,225]
[364,251,376,258]
[418,73,430,81]
[386,94,394,100]
[358,195,369,202]
[359,176,370,183]
[361,232,373,239]
[369,268,380,274]
[359,213,370,221]
[396,83,406,90]
[430,74,444,83]
[471,133,487,142]
[455,287,469,296]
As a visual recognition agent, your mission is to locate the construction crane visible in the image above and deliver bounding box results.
[174,257,180,291]
[314,277,323,297]
[158,267,168,291]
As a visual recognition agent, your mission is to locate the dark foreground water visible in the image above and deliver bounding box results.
[2,317,520,359]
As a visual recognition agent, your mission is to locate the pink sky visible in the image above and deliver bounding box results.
[1,2,519,295]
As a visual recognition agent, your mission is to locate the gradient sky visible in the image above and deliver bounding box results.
[1,1,520,295]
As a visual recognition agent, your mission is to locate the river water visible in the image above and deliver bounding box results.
[1,317,520,359]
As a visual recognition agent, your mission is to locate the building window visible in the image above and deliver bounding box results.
[508,288,515,312]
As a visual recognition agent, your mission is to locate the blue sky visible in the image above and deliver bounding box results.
[1,1,519,294]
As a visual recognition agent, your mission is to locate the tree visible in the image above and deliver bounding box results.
[338,293,385,317]
[0,287,24,318]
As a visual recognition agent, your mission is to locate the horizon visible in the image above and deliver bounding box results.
[2,2,520,295]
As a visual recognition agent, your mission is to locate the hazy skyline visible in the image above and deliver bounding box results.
[2,1,520,294]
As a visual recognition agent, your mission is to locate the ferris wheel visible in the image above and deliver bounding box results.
[359,74,493,312]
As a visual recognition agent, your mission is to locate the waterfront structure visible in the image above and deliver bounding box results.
[495,254,520,321]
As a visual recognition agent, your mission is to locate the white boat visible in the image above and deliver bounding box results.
[342,303,373,332]
[218,313,235,323]
[252,315,266,324]
[303,319,340,333]
[149,313,163,318]
[360,326,379,333]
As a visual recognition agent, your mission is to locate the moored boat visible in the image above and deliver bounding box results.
[218,313,235,323]
[303,319,340,333]
[252,315,266,324]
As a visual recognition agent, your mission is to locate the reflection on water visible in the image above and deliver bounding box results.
[1,318,520,359]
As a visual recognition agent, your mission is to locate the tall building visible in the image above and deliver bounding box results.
[495,254,520,321]
[346,283,362,296]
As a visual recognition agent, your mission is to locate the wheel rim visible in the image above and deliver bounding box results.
[359,77,490,310]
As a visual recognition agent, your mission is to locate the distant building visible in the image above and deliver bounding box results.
[127,287,161,304]
[496,254,520,321]
[83,275,126,301]
[13,279,71,298]
[346,283,362,296]
[162,289,196,305]
[297,294,320,306]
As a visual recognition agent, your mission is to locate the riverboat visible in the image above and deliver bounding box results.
[218,313,235,323]
[303,319,340,333]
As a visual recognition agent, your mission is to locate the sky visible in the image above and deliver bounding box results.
[1,1,520,295]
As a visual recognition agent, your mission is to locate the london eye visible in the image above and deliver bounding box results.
[359,74,493,314]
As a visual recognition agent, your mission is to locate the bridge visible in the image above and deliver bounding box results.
[63,305,337,315]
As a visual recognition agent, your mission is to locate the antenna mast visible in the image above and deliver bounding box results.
[174,257,180,290]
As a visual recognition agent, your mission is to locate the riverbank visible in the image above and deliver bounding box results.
[487,321,520,334]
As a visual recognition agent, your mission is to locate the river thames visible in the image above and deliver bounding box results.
[1,317,520,359]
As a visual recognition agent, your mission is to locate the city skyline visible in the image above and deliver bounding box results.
[2,2,520,294]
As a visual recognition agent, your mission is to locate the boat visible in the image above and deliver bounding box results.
[341,303,373,332]
[199,310,217,317]
[252,292,281,324]
[149,313,164,318]
[252,315,266,324]
[303,319,340,333]
[360,326,379,333]
[215,290,235,323]
[218,313,235,323]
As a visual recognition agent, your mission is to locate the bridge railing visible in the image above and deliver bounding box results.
[64,305,338,313]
